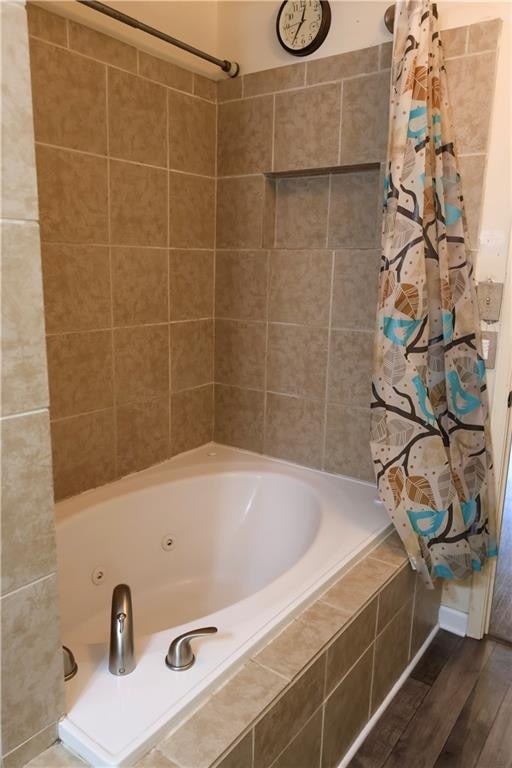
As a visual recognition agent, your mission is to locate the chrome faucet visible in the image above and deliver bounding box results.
[165,627,218,670]
[109,584,135,676]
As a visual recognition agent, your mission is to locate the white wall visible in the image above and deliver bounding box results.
[217,0,509,73]
[218,1,392,72]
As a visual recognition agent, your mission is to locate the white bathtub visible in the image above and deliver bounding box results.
[56,444,389,766]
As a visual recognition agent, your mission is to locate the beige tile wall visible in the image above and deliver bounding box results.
[214,19,501,481]
[1,2,64,765]
[27,3,218,499]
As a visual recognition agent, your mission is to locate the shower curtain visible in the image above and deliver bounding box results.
[370,0,497,584]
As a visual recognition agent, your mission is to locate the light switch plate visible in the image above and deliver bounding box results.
[477,281,503,322]
[481,330,498,369]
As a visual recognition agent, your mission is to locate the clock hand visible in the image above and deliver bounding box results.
[292,7,307,44]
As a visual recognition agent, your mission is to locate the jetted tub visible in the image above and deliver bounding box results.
[57,444,389,766]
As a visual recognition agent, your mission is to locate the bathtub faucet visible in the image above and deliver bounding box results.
[165,627,218,670]
[109,584,136,676]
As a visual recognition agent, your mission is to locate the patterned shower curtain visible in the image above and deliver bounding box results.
[370,0,497,585]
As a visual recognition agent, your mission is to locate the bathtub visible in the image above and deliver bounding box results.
[56,444,390,766]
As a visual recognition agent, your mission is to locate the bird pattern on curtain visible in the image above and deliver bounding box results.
[370,0,497,584]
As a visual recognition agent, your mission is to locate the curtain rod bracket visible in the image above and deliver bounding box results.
[76,0,240,77]
[384,4,395,34]
[221,60,240,78]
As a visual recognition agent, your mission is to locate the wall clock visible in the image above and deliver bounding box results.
[276,1,331,57]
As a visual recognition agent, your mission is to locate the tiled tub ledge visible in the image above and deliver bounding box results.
[29,532,440,768]
[155,531,441,768]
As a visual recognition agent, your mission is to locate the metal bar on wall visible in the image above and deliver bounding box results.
[76,0,240,77]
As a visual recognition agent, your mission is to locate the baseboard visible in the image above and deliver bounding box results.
[438,605,468,637]
[336,624,439,768]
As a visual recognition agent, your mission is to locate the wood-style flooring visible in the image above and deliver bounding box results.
[490,454,512,643]
[349,630,512,768]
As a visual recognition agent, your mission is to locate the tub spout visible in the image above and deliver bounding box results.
[109,584,135,676]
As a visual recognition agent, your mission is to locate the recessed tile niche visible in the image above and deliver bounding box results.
[214,163,382,481]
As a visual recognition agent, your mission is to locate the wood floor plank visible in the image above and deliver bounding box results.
[410,629,463,686]
[476,683,512,768]
[348,678,430,768]
[433,642,512,768]
[382,638,494,768]
[489,458,512,643]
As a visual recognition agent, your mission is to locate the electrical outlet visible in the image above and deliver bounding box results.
[477,281,503,323]
[481,331,498,369]
[479,230,506,248]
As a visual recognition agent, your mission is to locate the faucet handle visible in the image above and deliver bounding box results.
[165,626,218,671]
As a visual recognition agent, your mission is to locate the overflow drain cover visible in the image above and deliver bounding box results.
[161,535,175,552]
[91,567,106,585]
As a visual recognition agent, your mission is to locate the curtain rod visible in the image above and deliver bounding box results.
[76,0,240,77]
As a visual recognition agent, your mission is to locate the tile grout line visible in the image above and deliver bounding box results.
[167,87,172,455]
[323,625,381,708]
[41,241,213,251]
[408,574,418,661]
[0,406,49,423]
[104,62,118,481]
[39,241,377,255]
[212,93,219,443]
[48,386,209,427]
[261,172,279,454]
[210,382,373,412]
[34,139,216,179]
[215,171,266,180]
[265,705,324,768]
[271,93,276,172]
[368,637,378,719]
[368,591,380,717]
[45,318,215,337]
[273,179,279,249]
[28,31,218,104]
[49,405,114,425]
[321,243,335,472]
[217,245,378,252]
[252,657,291,683]
[1,570,57,602]
[445,47,498,62]
[0,723,57,762]
[319,698,326,768]
[337,79,344,165]
[262,249,272,454]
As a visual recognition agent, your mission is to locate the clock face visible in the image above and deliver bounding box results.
[276,0,331,56]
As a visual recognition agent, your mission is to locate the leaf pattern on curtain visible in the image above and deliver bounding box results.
[370,0,497,584]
